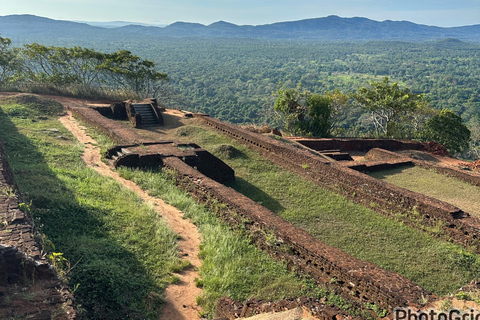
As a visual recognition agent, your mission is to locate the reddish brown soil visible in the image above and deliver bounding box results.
[423,141,450,156]
[460,159,480,171]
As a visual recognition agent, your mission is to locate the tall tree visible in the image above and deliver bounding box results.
[352,77,427,137]
[273,84,307,135]
[273,84,346,137]
[98,50,169,98]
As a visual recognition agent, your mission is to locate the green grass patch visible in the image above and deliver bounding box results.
[174,124,480,296]
[117,167,343,318]
[370,165,480,217]
[0,99,184,319]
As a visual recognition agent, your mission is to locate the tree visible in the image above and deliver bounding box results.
[422,109,471,154]
[352,77,427,137]
[300,93,333,137]
[98,50,169,98]
[325,89,350,133]
[0,36,22,87]
[273,84,346,137]
[22,43,79,86]
[273,84,307,135]
[19,44,169,99]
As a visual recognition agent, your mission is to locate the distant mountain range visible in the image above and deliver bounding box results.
[1,14,480,43]
[77,21,167,28]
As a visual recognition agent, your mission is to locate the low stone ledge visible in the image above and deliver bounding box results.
[215,297,360,320]
[196,115,480,252]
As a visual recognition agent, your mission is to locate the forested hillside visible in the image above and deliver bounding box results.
[137,38,480,128]
[1,15,480,157]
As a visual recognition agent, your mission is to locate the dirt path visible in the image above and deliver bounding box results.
[58,111,202,320]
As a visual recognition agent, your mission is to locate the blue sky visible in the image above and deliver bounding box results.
[1,0,479,27]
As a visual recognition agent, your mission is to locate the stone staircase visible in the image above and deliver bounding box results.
[133,103,159,127]
[110,147,131,162]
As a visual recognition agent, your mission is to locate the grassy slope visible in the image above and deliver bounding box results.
[370,165,480,217]
[82,120,349,318]
[174,124,480,296]
[0,97,185,319]
[116,168,338,318]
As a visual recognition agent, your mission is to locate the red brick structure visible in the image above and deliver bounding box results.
[0,136,76,319]
[195,115,480,251]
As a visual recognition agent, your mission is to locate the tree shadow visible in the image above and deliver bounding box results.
[0,108,164,319]
[226,177,285,213]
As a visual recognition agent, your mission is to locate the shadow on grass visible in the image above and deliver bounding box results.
[0,108,162,320]
[368,163,415,180]
[227,177,285,213]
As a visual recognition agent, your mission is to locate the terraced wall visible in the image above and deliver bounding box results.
[163,156,433,313]
[68,107,435,314]
[291,138,424,152]
[195,115,480,250]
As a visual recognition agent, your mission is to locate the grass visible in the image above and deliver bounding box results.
[81,120,362,318]
[66,114,480,315]
[117,168,347,318]
[172,123,480,296]
[0,95,185,319]
[370,165,480,217]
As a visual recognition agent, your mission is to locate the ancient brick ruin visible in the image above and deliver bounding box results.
[214,297,360,320]
[0,136,76,319]
[94,98,164,128]
[162,155,433,314]
[69,106,235,183]
[7,99,480,318]
[195,114,480,252]
[68,105,439,315]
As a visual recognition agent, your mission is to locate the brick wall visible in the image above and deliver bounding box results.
[196,115,480,251]
[163,156,434,313]
[0,136,76,319]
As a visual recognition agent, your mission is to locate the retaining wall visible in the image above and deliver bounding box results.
[163,156,433,313]
[68,108,439,314]
[214,297,359,320]
[290,138,425,152]
[0,136,76,319]
[68,106,148,144]
[195,115,480,250]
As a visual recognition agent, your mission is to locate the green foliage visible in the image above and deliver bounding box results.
[273,83,307,135]
[97,49,168,97]
[0,36,22,87]
[16,42,168,99]
[422,109,471,154]
[273,84,345,137]
[352,77,427,137]
[302,93,333,137]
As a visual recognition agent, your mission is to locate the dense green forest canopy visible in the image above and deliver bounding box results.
[2,33,480,156]
[136,38,479,125]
